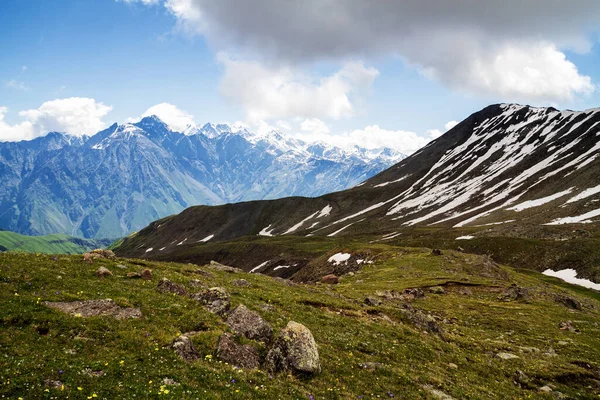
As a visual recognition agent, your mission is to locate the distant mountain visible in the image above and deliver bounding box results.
[115,104,600,280]
[0,117,405,239]
[0,230,112,254]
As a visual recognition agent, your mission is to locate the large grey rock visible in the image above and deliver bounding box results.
[216,333,261,369]
[191,287,230,315]
[157,278,188,296]
[170,335,200,362]
[226,304,272,342]
[265,321,320,375]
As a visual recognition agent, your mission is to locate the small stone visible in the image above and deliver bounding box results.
[188,279,206,288]
[170,335,200,362]
[265,321,321,375]
[95,266,112,278]
[231,279,252,287]
[448,363,458,370]
[431,249,442,256]
[140,268,153,280]
[321,274,339,284]
[496,352,519,360]
[157,278,188,296]
[116,264,127,269]
[216,333,261,369]
[191,287,230,315]
[226,304,272,342]
[82,368,105,377]
[459,287,473,296]
[44,379,64,389]
[364,296,382,306]
[539,386,552,393]
[358,362,383,370]
[499,284,529,301]
[126,272,141,279]
[208,261,242,273]
[429,286,446,295]
[162,378,179,386]
[558,320,579,332]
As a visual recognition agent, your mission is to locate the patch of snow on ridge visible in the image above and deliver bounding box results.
[566,185,600,204]
[200,234,214,243]
[177,238,187,246]
[543,268,600,290]
[284,211,320,234]
[328,253,351,265]
[327,222,355,237]
[507,188,574,212]
[455,236,474,240]
[145,248,153,253]
[374,175,409,188]
[317,205,333,218]
[273,265,291,271]
[545,208,600,225]
[250,261,270,273]
[258,225,275,237]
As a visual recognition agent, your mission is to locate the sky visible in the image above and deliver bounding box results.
[1,0,600,154]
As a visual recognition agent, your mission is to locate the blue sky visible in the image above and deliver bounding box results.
[1,0,600,153]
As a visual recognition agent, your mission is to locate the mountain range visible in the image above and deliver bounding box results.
[115,103,600,282]
[0,117,405,239]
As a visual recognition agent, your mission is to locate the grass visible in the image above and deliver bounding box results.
[0,231,112,255]
[1,243,599,399]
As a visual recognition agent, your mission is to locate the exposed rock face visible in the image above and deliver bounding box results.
[140,268,153,280]
[556,295,582,310]
[44,299,141,319]
[321,274,339,284]
[157,278,188,296]
[500,284,530,301]
[170,335,200,362]
[226,304,272,342]
[95,266,112,278]
[191,287,230,315]
[265,321,320,375]
[208,261,242,273]
[559,320,579,332]
[216,333,261,369]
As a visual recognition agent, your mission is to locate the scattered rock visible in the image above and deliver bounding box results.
[44,380,64,389]
[226,304,273,342]
[358,362,383,370]
[321,274,339,284]
[191,287,230,315]
[162,378,180,386]
[429,286,446,295]
[259,303,275,312]
[188,279,206,288]
[431,249,443,256]
[126,272,141,279]
[400,304,444,338]
[274,277,296,286]
[539,385,553,393]
[140,268,153,280]
[82,368,105,377]
[170,335,200,362]
[116,264,127,269]
[95,266,112,278]
[91,249,116,259]
[555,295,582,310]
[364,296,382,306]
[231,279,252,287]
[265,321,321,375]
[422,384,456,400]
[216,333,261,369]
[496,352,519,360]
[448,363,458,370]
[459,287,473,296]
[558,320,579,333]
[156,278,188,296]
[208,261,242,273]
[499,284,529,301]
[44,299,141,319]
[400,288,425,301]
[192,269,214,278]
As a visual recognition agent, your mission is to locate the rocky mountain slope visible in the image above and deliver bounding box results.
[0,117,404,239]
[115,104,600,280]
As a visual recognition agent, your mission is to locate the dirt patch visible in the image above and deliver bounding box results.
[44,299,142,319]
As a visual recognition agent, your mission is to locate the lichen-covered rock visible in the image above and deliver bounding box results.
[555,295,582,310]
[321,274,339,284]
[188,279,207,289]
[216,333,261,369]
[191,287,230,315]
[44,299,141,320]
[157,278,188,296]
[170,335,200,362]
[429,286,446,295]
[400,304,444,338]
[226,304,272,342]
[95,266,112,278]
[231,279,252,287]
[265,321,320,375]
[500,284,529,301]
[140,268,153,280]
[208,261,242,273]
[364,296,382,306]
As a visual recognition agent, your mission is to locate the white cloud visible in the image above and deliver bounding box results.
[444,120,458,131]
[218,54,379,122]
[4,80,29,91]
[427,129,443,139]
[158,0,598,103]
[119,0,160,5]
[141,102,194,131]
[0,98,112,142]
[300,118,330,135]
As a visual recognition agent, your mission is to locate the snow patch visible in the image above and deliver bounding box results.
[545,208,600,225]
[328,253,351,265]
[317,205,333,218]
[258,225,275,237]
[145,248,153,253]
[250,261,270,273]
[273,265,291,271]
[177,238,187,246]
[566,185,600,204]
[507,188,574,212]
[455,236,475,240]
[200,234,214,243]
[543,268,600,291]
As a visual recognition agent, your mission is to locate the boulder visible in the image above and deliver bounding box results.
[499,284,529,301]
[140,268,153,280]
[496,352,519,360]
[157,278,188,296]
[555,295,582,310]
[216,333,261,369]
[226,304,272,342]
[95,266,112,278]
[429,286,446,295]
[191,287,230,315]
[364,296,382,306]
[431,249,442,256]
[170,335,200,362]
[559,320,579,332]
[231,279,252,287]
[208,261,242,273]
[400,288,425,301]
[126,272,141,279]
[400,304,444,338]
[321,274,339,284]
[265,321,320,375]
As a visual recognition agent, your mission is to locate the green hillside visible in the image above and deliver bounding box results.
[0,231,113,254]
[1,242,599,399]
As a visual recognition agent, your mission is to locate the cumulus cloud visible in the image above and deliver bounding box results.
[0,98,112,142]
[141,102,195,131]
[445,120,458,131]
[218,54,379,121]
[159,0,599,102]
[301,118,330,135]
